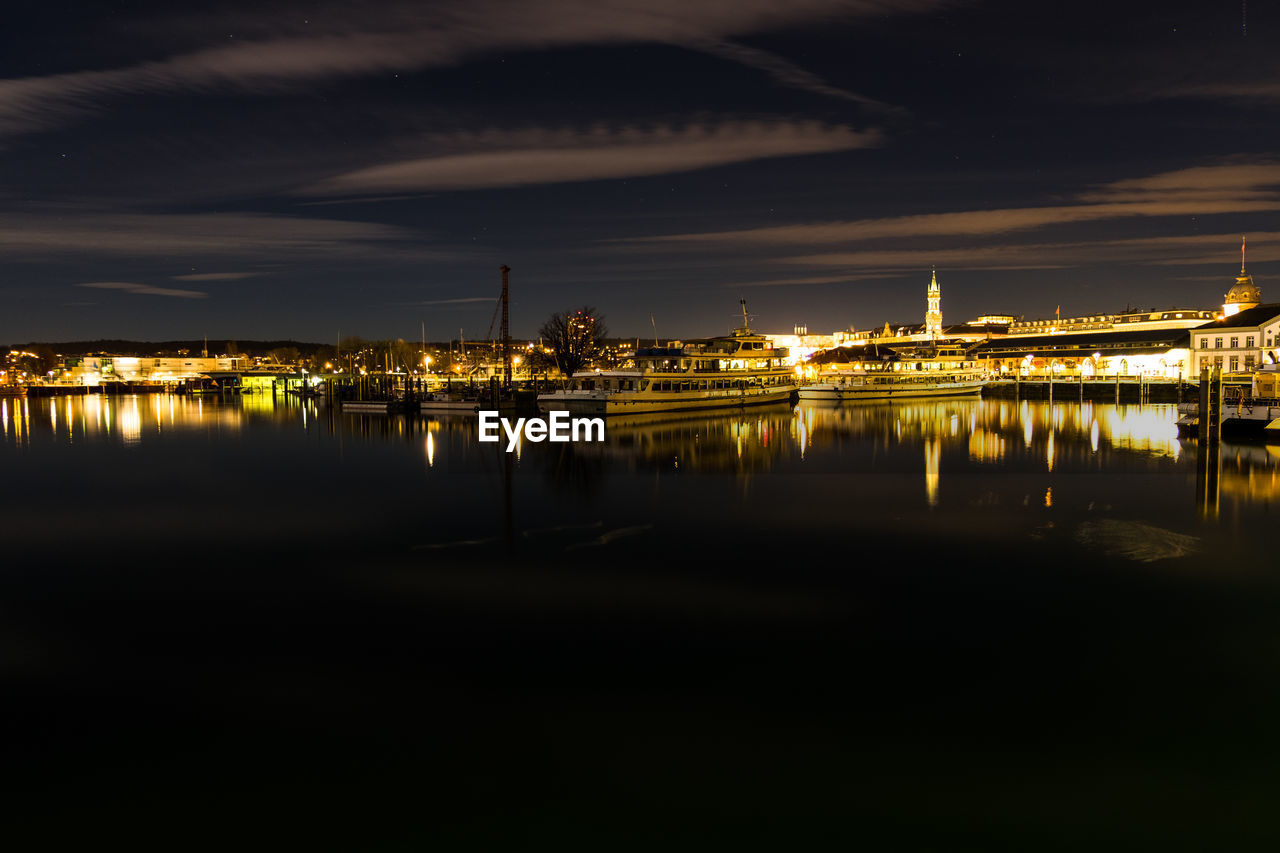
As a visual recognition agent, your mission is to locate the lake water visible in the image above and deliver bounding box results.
[3,393,1279,848]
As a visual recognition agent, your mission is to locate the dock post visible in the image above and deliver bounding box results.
[1196,366,1222,517]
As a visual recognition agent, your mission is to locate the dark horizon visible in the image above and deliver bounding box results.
[3,1,1276,342]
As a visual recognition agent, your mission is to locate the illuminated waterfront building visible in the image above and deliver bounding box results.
[1223,237,1262,317]
[1189,304,1280,376]
[66,354,245,385]
[1187,244,1279,376]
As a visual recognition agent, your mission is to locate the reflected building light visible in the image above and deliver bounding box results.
[2,399,9,436]
[1023,411,1034,447]
[1099,405,1180,458]
[426,431,435,468]
[950,413,959,437]
[1044,487,1053,508]
[968,428,1005,463]
[120,397,141,446]
[49,399,57,434]
[1046,429,1055,472]
[925,436,940,508]
[1091,419,1100,453]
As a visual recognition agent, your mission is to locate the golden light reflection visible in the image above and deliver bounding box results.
[426,431,435,467]
[968,428,1005,463]
[924,436,940,507]
[1046,429,1055,472]
[1090,419,1100,453]
[1097,405,1181,459]
[120,396,141,446]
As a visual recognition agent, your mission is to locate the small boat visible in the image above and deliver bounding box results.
[537,305,796,416]
[419,392,483,414]
[798,342,986,401]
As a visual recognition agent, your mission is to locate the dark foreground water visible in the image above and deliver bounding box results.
[3,393,1280,849]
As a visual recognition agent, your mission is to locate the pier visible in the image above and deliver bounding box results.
[982,376,1190,403]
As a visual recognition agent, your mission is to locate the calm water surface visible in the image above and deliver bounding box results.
[3,394,1279,848]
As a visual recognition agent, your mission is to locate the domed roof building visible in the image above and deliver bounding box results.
[1223,236,1262,317]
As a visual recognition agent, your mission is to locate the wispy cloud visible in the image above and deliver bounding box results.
[779,231,1280,271]
[735,273,906,287]
[171,271,262,281]
[0,1,943,139]
[1159,81,1280,104]
[78,281,208,299]
[684,39,903,113]
[625,162,1280,247]
[301,121,879,194]
[0,211,434,261]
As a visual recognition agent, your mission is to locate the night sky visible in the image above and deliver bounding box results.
[3,0,1276,343]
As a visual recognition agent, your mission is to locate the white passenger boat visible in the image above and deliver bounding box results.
[798,343,987,401]
[537,312,796,416]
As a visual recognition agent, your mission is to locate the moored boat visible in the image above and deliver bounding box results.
[537,307,796,416]
[1175,365,1280,436]
[798,342,987,401]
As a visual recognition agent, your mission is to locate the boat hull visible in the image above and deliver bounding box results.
[538,385,796,416]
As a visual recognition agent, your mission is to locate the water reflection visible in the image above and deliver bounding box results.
[4,394,1280,521]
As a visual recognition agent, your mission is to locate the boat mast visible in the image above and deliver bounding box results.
[740,298,750,333]
[500,265,512,389]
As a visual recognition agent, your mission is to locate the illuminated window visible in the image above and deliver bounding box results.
[1214,356,1224,369]
[1230,337,1239,349]
[1229,356,1239,372]
[1246,336,1254,348]
[1245,356,1256,371]
[1215,338,1223,349]
[1199,338,1208,349]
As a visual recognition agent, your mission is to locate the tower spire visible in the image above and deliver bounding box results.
[925,268,942,341]
[1242,235,1247,274]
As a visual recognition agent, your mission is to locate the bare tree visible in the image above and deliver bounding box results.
[538,306,608,379]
